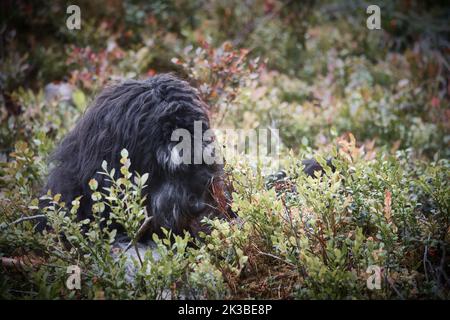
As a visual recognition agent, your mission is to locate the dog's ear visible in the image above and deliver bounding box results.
[156,135,191,173]
[156,101,213,173]
[301,158,335,177]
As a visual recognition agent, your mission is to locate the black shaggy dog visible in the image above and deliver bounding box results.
[41,74,232,239]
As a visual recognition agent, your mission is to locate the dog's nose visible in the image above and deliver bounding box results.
[188,194,206,213]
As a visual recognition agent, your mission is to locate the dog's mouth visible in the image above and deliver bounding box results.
[183,183,236,237]
[146,171,236,238]
[188,194,208,213]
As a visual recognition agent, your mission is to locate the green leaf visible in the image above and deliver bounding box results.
[141,173,149,185]
[88,179,98,191]
[72,89,87,110]
[121,149,129,158]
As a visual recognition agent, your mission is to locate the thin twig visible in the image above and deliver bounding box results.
[1,256,43,269]
[123,215,153,267]
[281,196,308,277]
[134,243,143,266]
[2,214,46,229]
[252,244,295,268]
[423,235,430,282]
[124,216,153,251]
[386,275,405,300]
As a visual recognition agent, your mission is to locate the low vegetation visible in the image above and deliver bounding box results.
[1,0,449,299]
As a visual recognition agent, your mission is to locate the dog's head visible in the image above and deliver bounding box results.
[132,74,234,237]
[148,163,232,236]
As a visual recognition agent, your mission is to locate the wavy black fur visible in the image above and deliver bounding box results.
[41,74,231,239]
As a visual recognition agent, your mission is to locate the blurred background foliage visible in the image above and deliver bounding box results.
[1,0,448,157]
